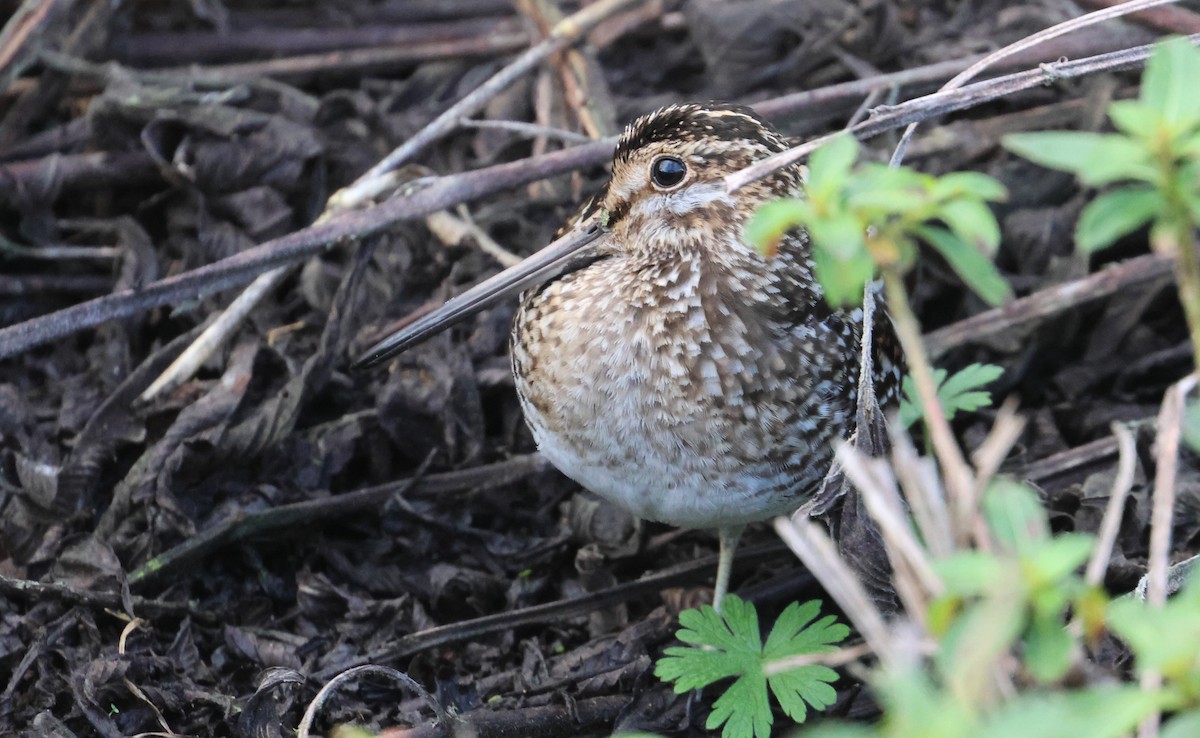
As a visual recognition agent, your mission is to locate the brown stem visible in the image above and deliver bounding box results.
[881,268,976,542]
[1168,222,1200,374]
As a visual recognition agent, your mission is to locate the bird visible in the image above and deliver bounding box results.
[355,102,903,613]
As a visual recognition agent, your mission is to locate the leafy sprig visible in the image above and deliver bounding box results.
[899,363,1003,429]
[655,596,849,738]
[747,136,1010,308]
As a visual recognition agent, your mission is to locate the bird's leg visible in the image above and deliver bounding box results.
[713,525,745,614]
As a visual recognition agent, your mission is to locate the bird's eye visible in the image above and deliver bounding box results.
[650,156,687,189]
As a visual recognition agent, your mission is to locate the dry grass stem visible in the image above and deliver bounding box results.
[889,420,955,558]
[761,642,877,678]
[1085,422,1139,586]
[836,444,943,602]
[968,397,1027,492]
[1137,373,1196,738]
[774,515,898,670]
[1146,373,1195,607]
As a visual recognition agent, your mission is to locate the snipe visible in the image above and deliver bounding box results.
[356,103,902,611]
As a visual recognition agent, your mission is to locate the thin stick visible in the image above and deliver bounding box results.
[1146,374,1195,606]
[1137,373,1196,738]
[331,0,641,211]
[773,515,898,670]
[890,418,954,558]
[4,38,1193,362]
[762,642,877,678]
[924,254,1173,358]
[1084,422,1138,586]
[139,0,641,403]
[727,35,1200,195]
[836,443,943,603]
[888,0,1183,168]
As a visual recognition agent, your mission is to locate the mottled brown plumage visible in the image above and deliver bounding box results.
[355,102,902,610]
[510,103,902,608]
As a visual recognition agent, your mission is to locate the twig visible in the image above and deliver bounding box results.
[0,274,111,294]
[113,17,519,65]
[0,150,162,203]
[129,455,550,588]
[762,641,877,677]
[836,443,943,612]
[457,116,593,144]
[297,665,453,738]
[1077,0,1200,34]
[727,33,1200,194]
[924,254,1174,358]
[315,540,792,679]
[882,268,978,543]
[5,37,1194,362]
[141,0,641,404]
[330,0,642,210]
[889,416,954,558]
[387,695,630,738]
[1138,372,1196,738]
[156,33,531,86]
[1146,374,1195,606]
[969,397,1028,506]
[773,515,898,670]
[1084,422,1139,586]
[887,0,1183,168]
[0,139,614,361]
[0,0,60,94]
[0,573,218,623]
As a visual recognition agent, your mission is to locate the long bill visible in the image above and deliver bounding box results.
[353,217,606,370]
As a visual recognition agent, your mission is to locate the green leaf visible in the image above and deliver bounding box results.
[1022,533,1095,587]
[916,226,1011,305]
[747,198,809,257]
[1004,132,1152,185]
[1183,398,1200,452]
[1003,132,1108,175]
[937,596,1025,705]
[933,551,1007,596]
[1024,611,1074,682]
[938,362,1003,406]
[1075,186,1162,253]
[1142,37,1200,133]
[930,171,1008,202]
[655,596,847,738]
[1108,578,1200,676]
[899,362,1003,429]
[808,213,867,261]
[769,665,839,723]
[847,164,930,213]
[1108,100,1162,138]
[813,247,875,308]
[762,600,850,659]
[807,135,860,200]
[1162,710,1200,738]
[709,671,771,738]
[984,479,1049,554]
[979,687,1160,738]
[1077,135,1157,186]
[939,198,1002,254]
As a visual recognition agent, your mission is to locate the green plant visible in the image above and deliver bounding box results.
[898,363,1004,429]
[1004,36,1200,373]
[656,36,1200,738]
[655,596,849,738]
[747,136,1011,309]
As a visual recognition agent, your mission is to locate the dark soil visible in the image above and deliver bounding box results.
[0,1,1197,736]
